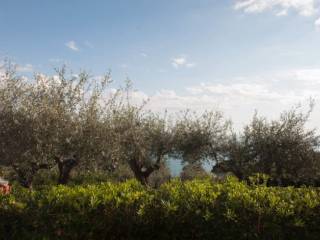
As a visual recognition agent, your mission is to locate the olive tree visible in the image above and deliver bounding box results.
[0,63,114,187]
[108,104,173,185]
[172,110,231,167]
[215,102,320,186]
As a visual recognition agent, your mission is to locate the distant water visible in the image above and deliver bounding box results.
[167,158,185,177]
[167,158,215,177]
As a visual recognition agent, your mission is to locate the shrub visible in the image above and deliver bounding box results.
[1,178,320,239]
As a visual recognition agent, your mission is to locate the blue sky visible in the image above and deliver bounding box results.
[2,0,320,129]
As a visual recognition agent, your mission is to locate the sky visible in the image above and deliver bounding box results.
[1,0,320,130]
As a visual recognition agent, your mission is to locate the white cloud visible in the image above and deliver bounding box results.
[16,64,33,73]
[171,56,196,69]
[315,17,320,27]
[172,57,186,68]
[234,0,318,16]
[235,0,320,29]
[276,9,288,16]
[119,67,320,130]
[65,41,79,51]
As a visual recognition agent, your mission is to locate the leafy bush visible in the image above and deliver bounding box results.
[1,178,320,239]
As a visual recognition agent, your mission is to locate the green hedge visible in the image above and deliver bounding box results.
[1,177,320,239]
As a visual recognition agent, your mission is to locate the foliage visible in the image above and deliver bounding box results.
[108,104,174,185]
[0,64,180,186]
[172,111,231,164]
[2,62,320,188]
[0,62,114,186]
[1,178,320,239]
[215,102,320,186]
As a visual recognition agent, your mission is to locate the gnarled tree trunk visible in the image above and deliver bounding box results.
[12,162,50,189]
[128,155,162,185]
[55,155,79,185]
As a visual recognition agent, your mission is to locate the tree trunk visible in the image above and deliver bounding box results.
[55,155,78,185]
[128,155,162,186]
[12,162,49,189]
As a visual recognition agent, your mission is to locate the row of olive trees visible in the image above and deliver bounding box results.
[1,63,320,187]
[176,99,320,186]
[0,64,223,187]
[162,101,320,186]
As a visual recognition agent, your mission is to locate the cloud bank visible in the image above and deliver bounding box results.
[234,0,317,16]
[125,68,320,129]
[234,0,320,26]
